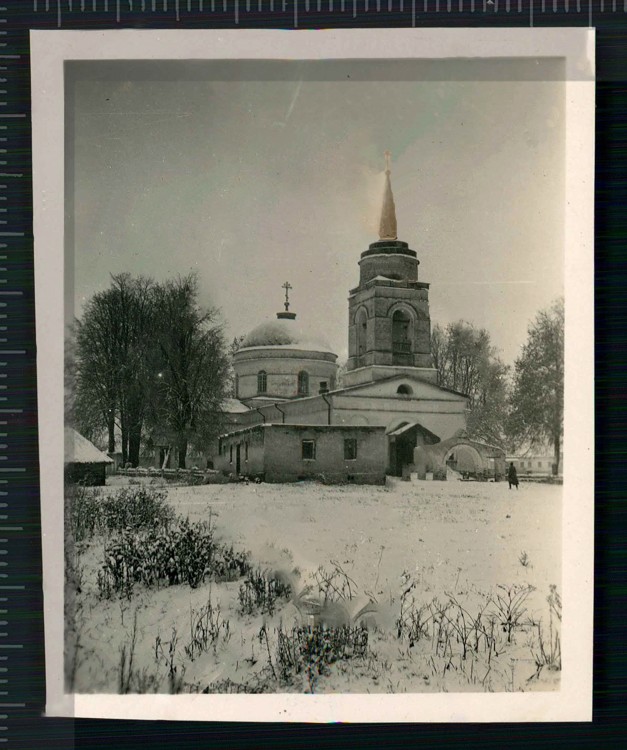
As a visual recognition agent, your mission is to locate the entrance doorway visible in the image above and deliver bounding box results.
[387,422,441,477]
[389,435,415,476]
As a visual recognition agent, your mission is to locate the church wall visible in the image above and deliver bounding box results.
[234,352,337,401]
[343,377,465,398]
[279,397,331,425]
[358,253,418,285]
[372,316,391,352]
[264,425,386,484]
[222,397,330,431]
[331,394,467,441]
[341,365,439,388]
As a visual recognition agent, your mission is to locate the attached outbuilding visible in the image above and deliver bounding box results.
[216,423,387,484]
[64,427,113,486]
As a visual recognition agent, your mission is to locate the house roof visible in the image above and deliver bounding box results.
[64,427,113,465]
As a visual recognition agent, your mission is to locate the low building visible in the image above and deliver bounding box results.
[216,424,387,484]
[64,427,113,486]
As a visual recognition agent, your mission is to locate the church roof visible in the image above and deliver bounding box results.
[222,398,250,414]
[327,373,470,400]
[240,318,335,355]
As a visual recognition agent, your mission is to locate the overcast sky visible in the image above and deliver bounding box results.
[68,59,565,366]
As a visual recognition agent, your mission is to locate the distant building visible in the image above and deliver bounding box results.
[212,154,502,483]
[64,427,113,486]
[508,448,563,478]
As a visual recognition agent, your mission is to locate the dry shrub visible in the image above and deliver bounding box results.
[264,623,369,692]
[238,568,292,616]
[184,597,231,661]
[66,483,174,542]
[97,519,251,598]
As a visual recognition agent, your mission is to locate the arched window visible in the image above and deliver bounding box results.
[356,308,368,358]
[297,370,309,396]
[392,309,412,353]
[257,370,267,394]
[397,384,413,396]
[234,373,239,398]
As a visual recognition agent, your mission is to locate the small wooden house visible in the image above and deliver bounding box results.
[64,427,113,486]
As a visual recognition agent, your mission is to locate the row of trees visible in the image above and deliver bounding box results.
[66,273,230,468]
[432,298,564,473]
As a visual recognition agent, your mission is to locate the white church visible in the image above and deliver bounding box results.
[214,157,505,483]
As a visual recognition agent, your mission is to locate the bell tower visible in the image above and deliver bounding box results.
[343,153,437,388]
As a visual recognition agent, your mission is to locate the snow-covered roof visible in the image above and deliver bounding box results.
[387,421,441,441]
[222,398,250,414]
[64,427,113,465]
[369,275,402,283]
[240,318,335,354]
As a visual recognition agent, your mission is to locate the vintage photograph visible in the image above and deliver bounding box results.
[32,28,594,721]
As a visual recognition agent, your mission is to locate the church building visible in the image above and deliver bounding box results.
[215,155,504,483]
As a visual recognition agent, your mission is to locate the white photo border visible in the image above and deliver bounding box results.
[31,27,595,723]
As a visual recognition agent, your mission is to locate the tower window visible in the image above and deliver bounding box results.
[257,370,267,394]
[302,440,316,460]
[234,373,239,398]
[356,309,368,358]
[392,309,412,353]
[319,381,329,394]
[297,370,309,396]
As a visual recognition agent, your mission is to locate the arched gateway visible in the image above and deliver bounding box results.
[416,435,507,481]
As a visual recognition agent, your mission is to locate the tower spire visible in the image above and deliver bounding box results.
[379,150,398,241]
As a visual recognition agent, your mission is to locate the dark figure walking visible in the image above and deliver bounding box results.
[508,462,519,490]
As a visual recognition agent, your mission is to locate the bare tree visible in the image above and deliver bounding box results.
[149,275,230,469]
[74,274,154,464]
[508,298,564,474]
[431,321,510,448]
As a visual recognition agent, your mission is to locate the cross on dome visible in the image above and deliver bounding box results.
[276,281,297,320]
[282,280,292,312]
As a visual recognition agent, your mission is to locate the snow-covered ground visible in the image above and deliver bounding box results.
[69,478,562,694]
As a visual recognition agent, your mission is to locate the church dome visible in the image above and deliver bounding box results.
[241,318,334,354]
[233,285,338,406]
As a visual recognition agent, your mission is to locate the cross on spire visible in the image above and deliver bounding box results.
[282,281,292,312]
[384,149,392,174]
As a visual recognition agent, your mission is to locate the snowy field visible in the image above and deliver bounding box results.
[67,478,562,694]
